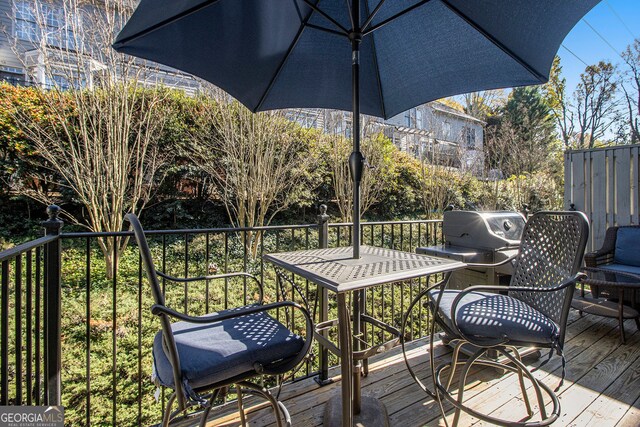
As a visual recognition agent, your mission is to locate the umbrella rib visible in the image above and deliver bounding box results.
[255,1,320,111]
[363,0,386,119]
[301,0,350,35]
[363,0,434,36]
[113,0,220,47]
[307,23,348,37]
[362,0,387,33]
[440,0,547,83]
[345,0,354,30]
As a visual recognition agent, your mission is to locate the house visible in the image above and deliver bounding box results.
[287,103,485,174]
[0,0,201,92]
[385,102,485,173]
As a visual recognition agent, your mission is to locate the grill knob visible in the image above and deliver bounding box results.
[503,220,513,231]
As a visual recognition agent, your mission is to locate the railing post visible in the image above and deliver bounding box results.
[318,204,329,249]
[42,205,63,406]
[315,205,332,386]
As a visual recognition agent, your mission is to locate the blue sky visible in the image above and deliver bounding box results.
[560,0,639,93]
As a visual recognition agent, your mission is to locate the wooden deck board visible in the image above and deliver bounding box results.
[616,395,640,427]
[206,312,640,427]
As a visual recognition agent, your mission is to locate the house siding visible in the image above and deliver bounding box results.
[0,0,25,72]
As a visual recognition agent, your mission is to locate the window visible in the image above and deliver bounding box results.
[334,119,343,135]
[442,121,451,140]
[0,68,26,86]
[344,120,352,139]
[404,110,412,127]
[464,126,476,149]
[15,2,37,42]
[45,74,71,90]
[15,2,76,49]
[416,109,423,129]
[287,111,317,129]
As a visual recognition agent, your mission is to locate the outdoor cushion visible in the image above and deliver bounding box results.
[596,263,640,277]
[429,290,559,345]
[614,228,640,267]
[152,309,304,390]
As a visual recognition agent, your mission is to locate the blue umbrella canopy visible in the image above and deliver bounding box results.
[113,0,598,119]
[113,0,599,258]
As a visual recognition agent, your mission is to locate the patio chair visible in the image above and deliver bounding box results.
[126,214,313,427]
[403,211,588,426]
[583,224,640,304]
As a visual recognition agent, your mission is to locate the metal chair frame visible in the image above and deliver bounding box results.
[401,211,589,427]
[126,214,313,427]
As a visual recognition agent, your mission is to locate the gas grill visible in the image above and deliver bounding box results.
[417,210,526,289]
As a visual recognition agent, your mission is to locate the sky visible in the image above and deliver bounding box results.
[559,0,640,94]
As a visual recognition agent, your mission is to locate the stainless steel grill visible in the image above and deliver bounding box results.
[418,210,526,288]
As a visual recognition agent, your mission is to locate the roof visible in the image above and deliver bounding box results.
[430,101,486,125]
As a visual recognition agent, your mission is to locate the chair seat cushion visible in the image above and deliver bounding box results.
[598,263,640,276]
[428,289,559,345]
[152,309,304,390]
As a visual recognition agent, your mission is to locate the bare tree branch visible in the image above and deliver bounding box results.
[7,0,172,276]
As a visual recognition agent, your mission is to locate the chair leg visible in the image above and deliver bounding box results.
[237,381,290,427]
[508,346,533,417]
[619,293,627,344]
[198,388,221,427]
[276,400,292,427]
[445,340,465,391]
[500,349,550,422]
[236,384,247,426]
[162,393,177,427]
[452,347,486,427]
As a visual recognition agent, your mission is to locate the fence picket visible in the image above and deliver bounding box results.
[565,145,639,251]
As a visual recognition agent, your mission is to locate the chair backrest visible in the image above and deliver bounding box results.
[508,211,589,345]
[125,214,186,406]
[126,214,165,306]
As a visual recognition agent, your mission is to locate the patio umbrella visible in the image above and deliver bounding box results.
[113,0,599,259]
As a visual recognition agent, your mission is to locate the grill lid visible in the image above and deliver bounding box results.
[443,211,525,250]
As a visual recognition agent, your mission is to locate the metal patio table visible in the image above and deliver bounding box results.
[263,245,465,426]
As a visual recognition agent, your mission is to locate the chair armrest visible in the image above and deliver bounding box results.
[585,226,618,267]
[584,249,614,268]
[156,271,264,303]
[453,273,584,297]
[152,300,314,375]
[152,300,298,324]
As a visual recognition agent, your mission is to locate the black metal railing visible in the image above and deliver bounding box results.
[0,205,443,426]
[0,206,63,408]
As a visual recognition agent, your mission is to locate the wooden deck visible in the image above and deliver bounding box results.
[209,310,640,426]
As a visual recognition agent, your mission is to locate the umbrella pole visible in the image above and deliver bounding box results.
[349,13,364,260]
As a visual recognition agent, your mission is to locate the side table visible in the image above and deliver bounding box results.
[572,267,640,344]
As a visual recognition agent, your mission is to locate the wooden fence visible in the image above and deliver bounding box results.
[564,144,639,251]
